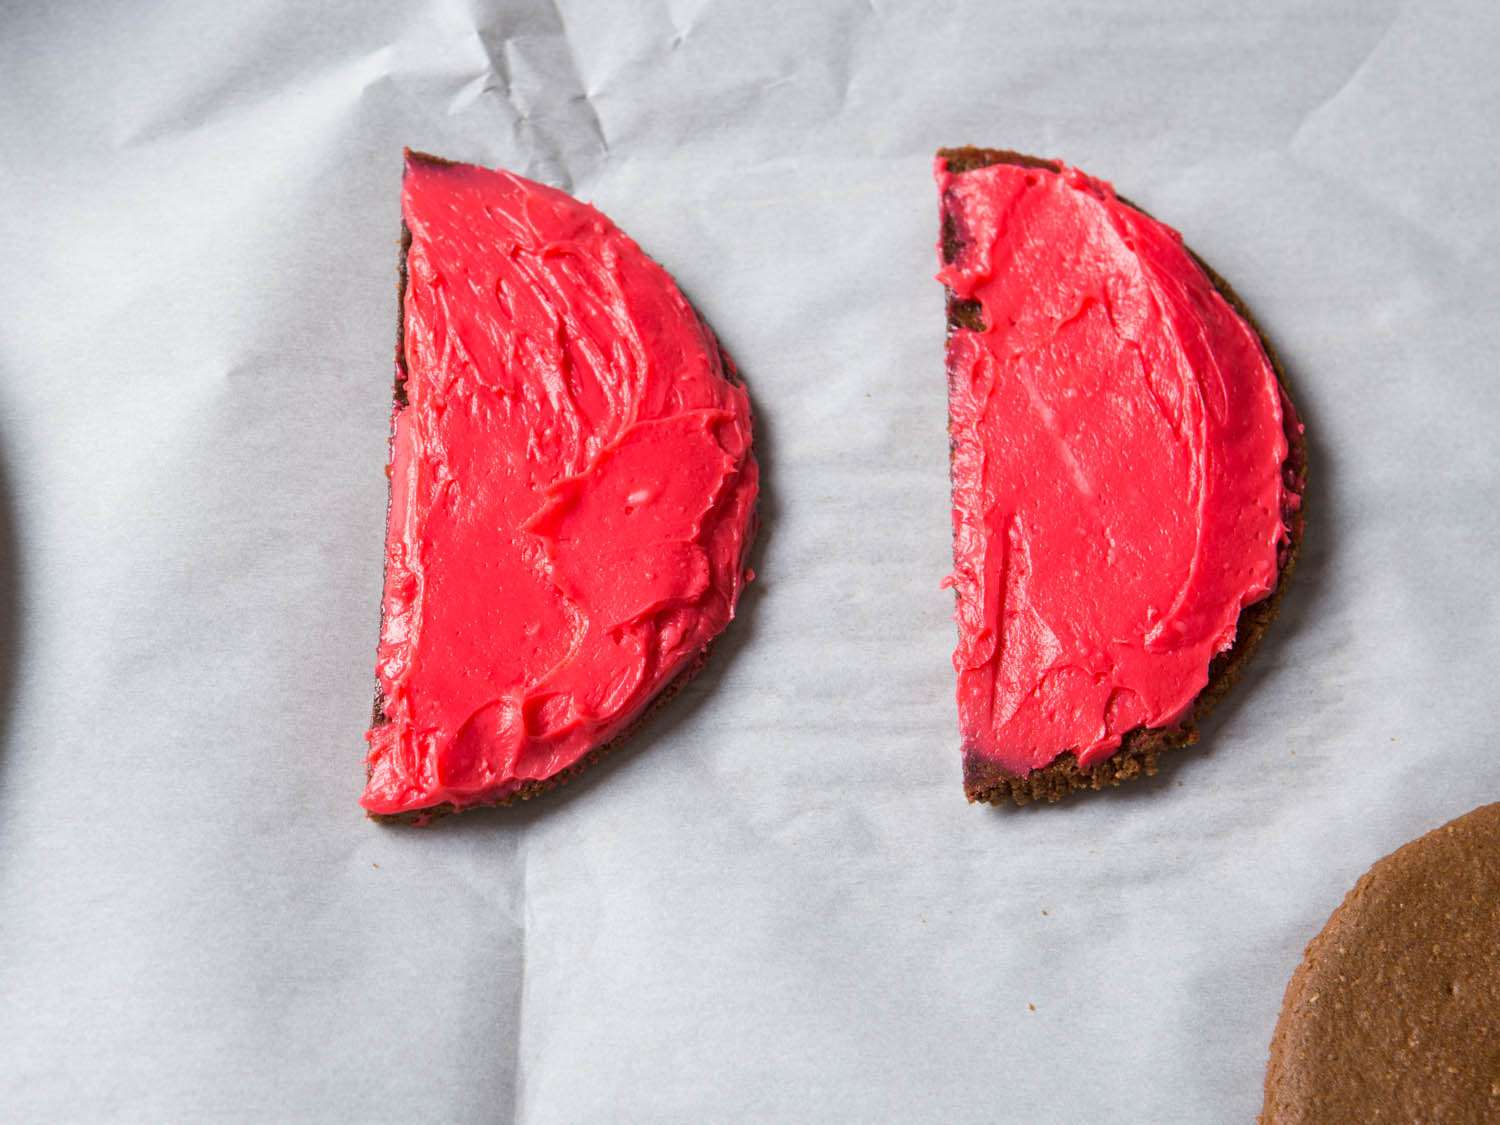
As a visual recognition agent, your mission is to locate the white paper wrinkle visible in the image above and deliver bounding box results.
[1286,5,1405,155]
[662,0,712,47]
[545,0,610,151]
[468,6,608,188]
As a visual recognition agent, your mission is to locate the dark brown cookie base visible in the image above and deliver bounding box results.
[365,151,752,824]
[938,147,1308,806]
[1262,803,1500,1123]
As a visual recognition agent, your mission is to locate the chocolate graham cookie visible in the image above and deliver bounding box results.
[936,147,1307,805]
[1262,802,1500,1123]
[363,152,758,822]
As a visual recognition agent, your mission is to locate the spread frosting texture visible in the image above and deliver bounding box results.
[936,156,1301,778]
[362,153,757,816]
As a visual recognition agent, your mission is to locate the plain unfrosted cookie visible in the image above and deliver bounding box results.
[1262,802,1500,1123]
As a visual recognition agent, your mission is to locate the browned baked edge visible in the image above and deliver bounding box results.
[939,147,1309,806]
[365,151,755,824]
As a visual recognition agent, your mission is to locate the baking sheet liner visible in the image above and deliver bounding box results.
[1,1,1497,1119]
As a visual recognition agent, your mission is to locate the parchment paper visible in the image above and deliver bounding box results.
[2,1,1498,1120]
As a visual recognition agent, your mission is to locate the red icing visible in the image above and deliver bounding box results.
[936,157,1302,778]
[362,153,757,816]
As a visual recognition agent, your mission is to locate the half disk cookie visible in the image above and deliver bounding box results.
[1263,802,1500,1123]
[363,151,759,822]
[935,147,1306,804]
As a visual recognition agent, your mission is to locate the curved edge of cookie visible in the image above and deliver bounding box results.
[369,647,713,827]
[1259,802,1500,1123]
[1260,853,1360,1124]
[364,164,758,823]
[937,147,1309,807]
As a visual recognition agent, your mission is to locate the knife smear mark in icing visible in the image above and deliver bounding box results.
[937,157,1301,779]
[363,153,757,817]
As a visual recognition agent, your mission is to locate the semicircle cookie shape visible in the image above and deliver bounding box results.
[1262,802,1500,1123]
[363,151,758,823]
[935,148,1306,805]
